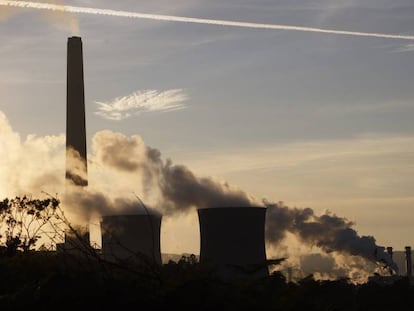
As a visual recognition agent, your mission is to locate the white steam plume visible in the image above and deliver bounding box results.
[1,1,414,40]
[0,110,398,281]
[264,201,398,277]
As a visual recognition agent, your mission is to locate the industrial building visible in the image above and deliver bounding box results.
[63,36,413,284]
[63,36,272,276]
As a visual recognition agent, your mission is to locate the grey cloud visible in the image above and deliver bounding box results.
[264,201,397,272]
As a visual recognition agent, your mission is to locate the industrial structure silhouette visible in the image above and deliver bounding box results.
[64,36,269,279]
[66,37,87,187]
[63,36,413,282]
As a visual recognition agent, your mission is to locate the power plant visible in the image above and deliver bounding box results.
[64,36,163,265]
[62,36,413,283]
[63,36,272,276]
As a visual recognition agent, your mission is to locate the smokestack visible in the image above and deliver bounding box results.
[386,247,395,275]
[198,207,268,281]
[386,247,393,260]
[66,36,87,186]
[405,246,412,279]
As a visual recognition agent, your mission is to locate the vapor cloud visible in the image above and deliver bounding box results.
[0,111,65,199]
[90,130,257,213]
[95,89,188,121]
[1,1,414,40]
[264,201,396,273]
[90,127,397,277]
[0,110,397,281]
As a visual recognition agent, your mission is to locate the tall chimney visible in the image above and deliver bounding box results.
[66,36,87,186]
[405,246,412,279]
[386,247,393,260]
[386,247,394,275]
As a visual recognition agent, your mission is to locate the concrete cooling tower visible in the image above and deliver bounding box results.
[198,207,268,280]
[101,212,162,265]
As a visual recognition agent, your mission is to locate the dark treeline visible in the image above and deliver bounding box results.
[0,251,413,311]
[1,196,413,310]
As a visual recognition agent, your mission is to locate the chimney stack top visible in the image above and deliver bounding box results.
[68,36,82,41]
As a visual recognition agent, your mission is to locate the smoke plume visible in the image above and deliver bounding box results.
[1,1,414,40]
[264,201,398,274]
[91,130,258,214]
[88,129,398,277]
[0,111,65,198]
[0,110,397,281]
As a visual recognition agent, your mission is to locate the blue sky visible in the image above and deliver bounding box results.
[1,0,414,253]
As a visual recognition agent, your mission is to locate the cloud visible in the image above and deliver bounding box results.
[394,43,414,52]
[95,89,189,121]
[171,135,414,176]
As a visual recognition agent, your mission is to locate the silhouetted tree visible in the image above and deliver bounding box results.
[0,196,59,256]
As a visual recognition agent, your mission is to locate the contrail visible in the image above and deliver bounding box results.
[1,0,414,40]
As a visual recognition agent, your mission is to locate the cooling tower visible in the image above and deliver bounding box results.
[101,213,162,265]
[66,36,87,186]
[198,207,268,280]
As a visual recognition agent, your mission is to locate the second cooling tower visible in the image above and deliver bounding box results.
[101,212,162,265]
[198,207,268,280]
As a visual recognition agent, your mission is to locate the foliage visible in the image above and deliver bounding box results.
[0,252,413,310]
[0,196,60,255]
[1,195,414,310]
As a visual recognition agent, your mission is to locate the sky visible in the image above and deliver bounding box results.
[0,0,414,255]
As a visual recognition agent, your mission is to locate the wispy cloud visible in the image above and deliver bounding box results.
[394,43,414,52]
[95,89,189,121]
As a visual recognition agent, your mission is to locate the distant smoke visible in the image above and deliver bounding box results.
[1,1,414,40]
[0,110,397,280]
[264,200,398,274]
